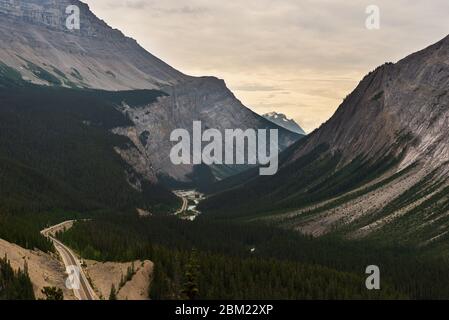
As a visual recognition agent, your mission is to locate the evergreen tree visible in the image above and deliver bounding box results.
[41,287,64,300]
[181,250,200,300]
[109,284,117,300]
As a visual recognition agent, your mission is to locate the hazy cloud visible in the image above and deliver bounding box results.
[83,0,449,132]
[124,1,147,9]
[233,84,283,92]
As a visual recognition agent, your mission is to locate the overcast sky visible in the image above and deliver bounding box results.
[83,0,449,133]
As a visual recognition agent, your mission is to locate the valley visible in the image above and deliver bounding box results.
[1,0,449,302]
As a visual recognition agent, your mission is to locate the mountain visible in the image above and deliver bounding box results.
[2,1,449,302]
[263,112,306,135]
[0,0,300,184]
[113,76,300,185]
[200,35,449,246]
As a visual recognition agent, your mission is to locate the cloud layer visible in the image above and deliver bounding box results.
[84,0,449,132]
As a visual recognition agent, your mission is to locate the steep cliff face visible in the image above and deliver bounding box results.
[113,77,299,181]
[202,35,449,245]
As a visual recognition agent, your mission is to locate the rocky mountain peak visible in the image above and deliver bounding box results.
[263,112,306,135]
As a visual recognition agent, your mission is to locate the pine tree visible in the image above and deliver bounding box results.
[41,287,64,300]
[109,284,117,300]
[180,249,200,300]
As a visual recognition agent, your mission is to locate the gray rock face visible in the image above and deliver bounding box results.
[264,35,449,240]
[202,35,449,243]
[263,112,306,135]
[113,77,300,181]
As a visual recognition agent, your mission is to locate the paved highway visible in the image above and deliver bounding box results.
[174,194,188,215]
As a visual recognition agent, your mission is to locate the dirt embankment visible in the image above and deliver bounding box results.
[84,260,153,300]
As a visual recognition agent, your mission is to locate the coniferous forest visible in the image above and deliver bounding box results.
[0,79,178,251]
[2,72,449,300]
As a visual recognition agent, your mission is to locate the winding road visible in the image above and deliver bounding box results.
[40,191,194,300]
[41,221,98,300]
[173,190,205,220]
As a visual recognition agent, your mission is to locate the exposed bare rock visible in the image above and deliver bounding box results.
[278,35,449,241]
[203,35,449,244]
[113,77,300,181]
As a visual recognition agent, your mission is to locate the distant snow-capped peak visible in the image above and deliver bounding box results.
[263,112,306,135]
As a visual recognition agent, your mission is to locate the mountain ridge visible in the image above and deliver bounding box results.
[0,0,187,90]
[201,34,449,246]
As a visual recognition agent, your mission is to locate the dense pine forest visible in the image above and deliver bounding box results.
[57,214,449,299]
[58,217,400,299]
